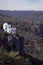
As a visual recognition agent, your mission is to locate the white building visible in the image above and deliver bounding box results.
[3,23,16,34]
[7,28,16,34]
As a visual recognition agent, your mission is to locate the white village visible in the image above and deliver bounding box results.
[3,23,16,34]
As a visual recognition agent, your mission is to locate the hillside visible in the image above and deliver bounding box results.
[0,11,43,65]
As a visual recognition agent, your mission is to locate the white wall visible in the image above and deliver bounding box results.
[3,23,16,34]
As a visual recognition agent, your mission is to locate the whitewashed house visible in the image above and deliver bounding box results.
[7,28,16,34]
[3,23,16,34]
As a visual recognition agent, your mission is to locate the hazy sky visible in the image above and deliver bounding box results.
[0,0,43,10]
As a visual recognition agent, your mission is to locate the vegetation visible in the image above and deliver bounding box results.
[0,48,32,65]
[0,11,43,65]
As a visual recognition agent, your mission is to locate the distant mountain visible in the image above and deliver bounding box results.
[0,10,35,16]
[0,10,43,16]
[0,10,43,23]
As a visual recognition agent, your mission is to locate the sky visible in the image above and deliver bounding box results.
[0,0,43,10]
